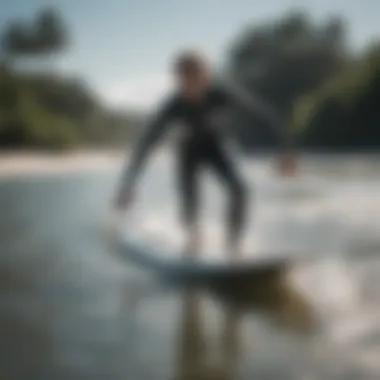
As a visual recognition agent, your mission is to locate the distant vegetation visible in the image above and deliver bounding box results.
[294,44,380,149]
[0,8,379,151]
[0,64,143,149]
[228,12,380,151]
[0,8,142,150]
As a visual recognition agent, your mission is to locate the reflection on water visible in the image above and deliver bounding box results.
[0,155,379,379]
[160,273,314,380]
[121,261,316,380]
[174,288,240,380]
[0,266,51,379]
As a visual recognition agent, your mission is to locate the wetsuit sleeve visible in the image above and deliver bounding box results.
[120,97,177,190]
[220,80,293,150]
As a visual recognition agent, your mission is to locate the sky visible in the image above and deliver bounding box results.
[1,0,379,110]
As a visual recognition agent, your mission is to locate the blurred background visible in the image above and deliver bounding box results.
[1,0,380,153]
[0,1,379,379]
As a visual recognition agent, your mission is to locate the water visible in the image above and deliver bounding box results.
[0,153,379,380]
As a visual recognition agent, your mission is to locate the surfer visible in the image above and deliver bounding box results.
[114,49,296,258]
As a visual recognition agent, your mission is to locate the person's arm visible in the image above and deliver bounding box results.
[115,97,176,207]
[220,78,296,174]
[220,78,292,149]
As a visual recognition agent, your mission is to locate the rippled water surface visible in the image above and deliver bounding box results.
[0,154,379,380]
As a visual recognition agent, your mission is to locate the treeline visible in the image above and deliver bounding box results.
[0,8,379,151]
[0,8,141,150]
[294,45,380,149]
[228,12,380,151]
[0,64,141,149]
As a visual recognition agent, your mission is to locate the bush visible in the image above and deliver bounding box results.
[0,68,81,150]
[293,46,380,149]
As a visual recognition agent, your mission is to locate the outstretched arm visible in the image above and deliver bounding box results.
[222,78,293,150]
[221,78,296,175]
[115,98,176,207]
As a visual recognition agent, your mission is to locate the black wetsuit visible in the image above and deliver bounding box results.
[122,80,290,244]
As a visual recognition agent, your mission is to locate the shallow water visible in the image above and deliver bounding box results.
[0,153,379,380]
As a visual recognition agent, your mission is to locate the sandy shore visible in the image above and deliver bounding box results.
[0,150,127,178]
[0,149,172,178]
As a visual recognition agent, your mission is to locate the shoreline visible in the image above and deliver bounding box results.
[0,149,171,178]
[0,150,124,178]
[1,149,379,179]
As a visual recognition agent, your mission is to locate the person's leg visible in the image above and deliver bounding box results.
[176,141,202,256]
[205,141,248,259]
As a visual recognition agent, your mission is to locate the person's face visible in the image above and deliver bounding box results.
[176,64,210,100]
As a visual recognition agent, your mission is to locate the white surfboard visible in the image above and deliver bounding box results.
[115,236,309,281]
[109,209,337,280]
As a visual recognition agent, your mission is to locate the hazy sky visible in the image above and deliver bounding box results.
[1,0,379,109]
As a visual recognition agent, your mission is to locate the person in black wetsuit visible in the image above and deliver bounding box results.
[114,50,296,259]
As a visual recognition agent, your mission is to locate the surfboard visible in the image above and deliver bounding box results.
[115,236,305,282]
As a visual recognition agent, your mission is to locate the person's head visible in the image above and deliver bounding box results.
[173,49,211,99]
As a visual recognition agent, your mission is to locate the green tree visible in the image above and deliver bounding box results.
[294,45,380,149]
[2,7,68,57]
[35,8,68,54]
[226,12,349,150]
[0,8,80,150]
[0,66,80,149]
